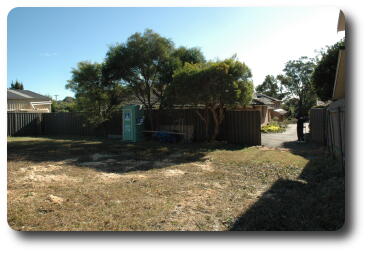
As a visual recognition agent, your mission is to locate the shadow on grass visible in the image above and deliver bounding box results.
[229,140,345,231]
[7,135,247,175]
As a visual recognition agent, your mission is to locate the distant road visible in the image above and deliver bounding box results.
[261,123,309,148]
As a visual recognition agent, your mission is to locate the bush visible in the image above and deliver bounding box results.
[261,122,286,133]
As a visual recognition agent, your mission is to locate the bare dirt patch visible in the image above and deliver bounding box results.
[191,160,215,172]
[164,169,185,177]
[8,137,343,231]
[47,194,64,204]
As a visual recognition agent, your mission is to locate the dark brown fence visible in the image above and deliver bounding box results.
[225,110,261,145]
[8,109,261,146]
[8,112,122,137]
[309,102,345,167]
[42,112,96,136]
[149,109,261,145]
[309,108,327,145]
[7,112,43,136]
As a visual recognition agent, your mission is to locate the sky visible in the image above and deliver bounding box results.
[7,7,342,100]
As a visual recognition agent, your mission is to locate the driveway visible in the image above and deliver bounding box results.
[261,123,309,148]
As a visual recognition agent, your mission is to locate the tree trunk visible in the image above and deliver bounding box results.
[210,105,225,142]
[210,107,219,142]
[195,109,209,141]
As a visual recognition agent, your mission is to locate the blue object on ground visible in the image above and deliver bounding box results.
[153,131,178,143]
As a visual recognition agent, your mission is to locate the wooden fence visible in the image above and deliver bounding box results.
[225,110,261,145]
[8,109,261,146]
[7,112,43,136]
[149,109,261,145]
[309,108,327,145]
[309,102,345,167]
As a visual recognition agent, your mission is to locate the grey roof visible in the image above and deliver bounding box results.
[251,93,281,105]
[7,89,51,101]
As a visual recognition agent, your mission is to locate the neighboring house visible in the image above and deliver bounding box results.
[7,89,52,112]
[246,93,286,126]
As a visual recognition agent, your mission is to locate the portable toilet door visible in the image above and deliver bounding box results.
[122,106,134,142]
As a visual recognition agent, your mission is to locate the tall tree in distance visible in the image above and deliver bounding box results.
[256,75,286,100]
[10,80,24,90]
[312,40,345,101]
[277,56,317,117]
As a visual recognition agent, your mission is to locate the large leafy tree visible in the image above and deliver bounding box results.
[173,46,206,65]
[256,75,286,100]
[104,29,175,114]
[277,56,317,117]
[160,46,206,108]
[10,80,24,90]
[66,61,131,128]
[172,58,253,141]
[312,40,345,101]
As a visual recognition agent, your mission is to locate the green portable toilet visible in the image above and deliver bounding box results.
[122,105,144,142]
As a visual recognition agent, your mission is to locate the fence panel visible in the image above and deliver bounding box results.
[42,112,97,136]
[225,110,261,145]
[309,108,327,145]
[7,112,42,136]
[309,103,344,167]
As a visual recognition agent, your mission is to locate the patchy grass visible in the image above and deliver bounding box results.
[7,136,344,231]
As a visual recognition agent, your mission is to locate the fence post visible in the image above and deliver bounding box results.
[337,106,344,169]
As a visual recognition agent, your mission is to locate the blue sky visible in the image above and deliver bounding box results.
[7,7,342,100]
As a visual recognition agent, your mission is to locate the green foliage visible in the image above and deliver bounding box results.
[173,46,206,65]
[282,97,300,118]
[312,40,345,101]
[104,29,176,110]
[66,61,131,126]
[51,97,77,112]
[10,80,24,90]
[256,75,286,100]
[173,58,253,107]
[277,57,317,117]
[172,57,254,141]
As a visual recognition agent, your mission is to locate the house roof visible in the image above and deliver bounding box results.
[7,89,51,101]
[251,93,281,105]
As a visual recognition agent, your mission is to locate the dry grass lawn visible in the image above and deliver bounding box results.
[7,136,344,231]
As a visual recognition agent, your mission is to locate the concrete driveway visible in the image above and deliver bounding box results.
[261,123,309,148]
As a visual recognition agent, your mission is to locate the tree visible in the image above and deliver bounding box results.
[256,75,286,100]
[173,46,206,65]
[159,46,206,108]
[51,96,77,112]
[10,80,24,90]
[104,29,176,127]
[282,97,300,119]
[172,58,253,141]
[277,56,317,117]
[66,61,131,129]
[312,40,345,101]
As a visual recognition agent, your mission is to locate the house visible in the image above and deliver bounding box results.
[7,89,52,112]
[246,93,286,126]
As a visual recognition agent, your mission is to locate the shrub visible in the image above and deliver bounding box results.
[261,122,286,133]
